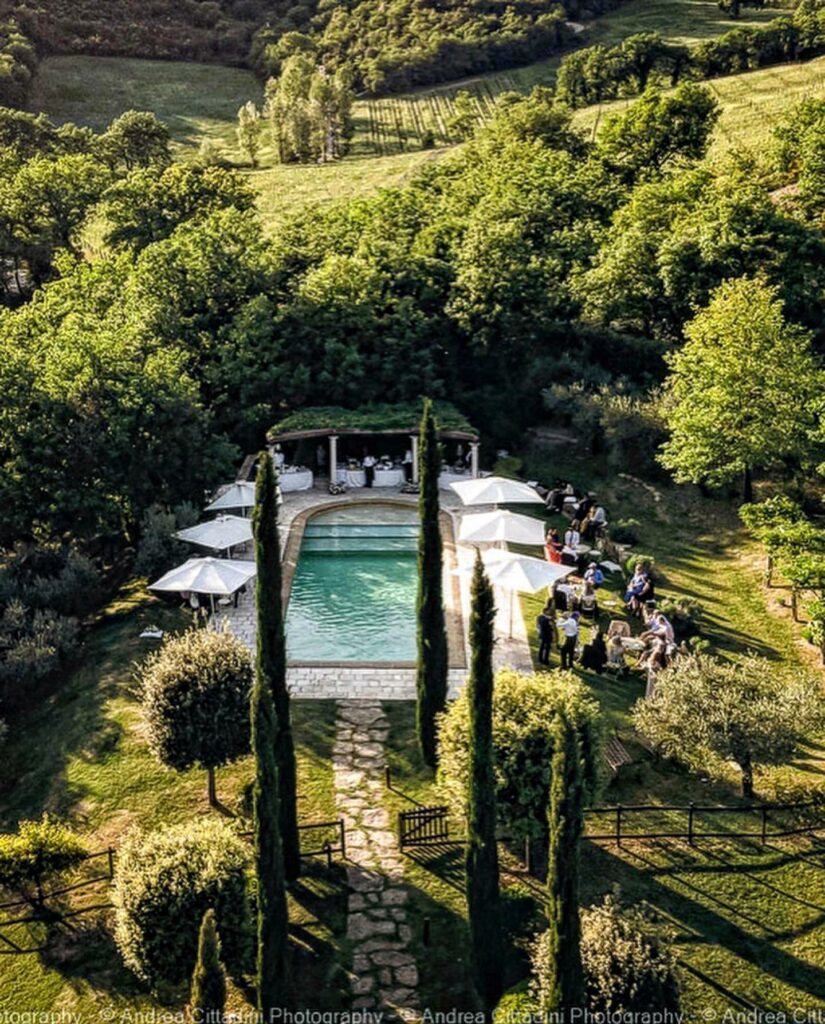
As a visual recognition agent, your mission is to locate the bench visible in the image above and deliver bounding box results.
[604,733,633,775]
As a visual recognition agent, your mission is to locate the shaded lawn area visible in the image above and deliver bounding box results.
[382,704,825,1015]
[0,582,343,1013]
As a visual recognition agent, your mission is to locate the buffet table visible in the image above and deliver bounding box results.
[279,467,314,492]
[336,466,405,488]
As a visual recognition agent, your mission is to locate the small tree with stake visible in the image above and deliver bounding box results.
[140,628,252,807]
[416,398,449,768]
[464,552,503,1012]
[254,450,301,881]
[190,909,227,1022]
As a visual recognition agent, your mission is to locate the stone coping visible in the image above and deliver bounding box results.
[281,497,467,670]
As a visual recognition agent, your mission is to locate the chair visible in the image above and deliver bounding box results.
[607,619,630,639]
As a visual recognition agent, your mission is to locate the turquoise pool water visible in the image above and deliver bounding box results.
[285,506,419,662]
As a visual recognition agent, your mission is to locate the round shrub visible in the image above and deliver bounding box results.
[112,818,250,985]
[437,668,602,842]
[530,893,680,1013]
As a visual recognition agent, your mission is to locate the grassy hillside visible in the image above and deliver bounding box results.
[27,56,261,157]
[572,55,825,160]
[358,0,780,152]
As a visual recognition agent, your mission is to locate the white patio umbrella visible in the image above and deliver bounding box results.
[174,515,254,555]
[204,482,256,515]
[458,509,545,548]
[450,475,544,506]
[480,549,574,638]
[149,557,257,614]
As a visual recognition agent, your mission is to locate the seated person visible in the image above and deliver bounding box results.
[564,520,581,549]
[607,634,627,674]
[640,611,675,645]
[545,527,563,564]
[583,562,605,588]
[624,567,648,616]
[580,630,608,674]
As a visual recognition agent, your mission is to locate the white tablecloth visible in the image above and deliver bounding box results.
[439,471,472,490]
[279,468,314,492]
[336,467,404,487]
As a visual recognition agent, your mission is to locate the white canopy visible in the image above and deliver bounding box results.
[481,549,574,594]
[149,557,256,597]
[458,510,545,547]
[174,515,254,552]
[204,482,256,513]
[450,475,544,506]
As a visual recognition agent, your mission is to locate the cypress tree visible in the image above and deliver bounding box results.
[190,909,226,1022]
[542,714,585,1014]
[465,552,503,1013]
[255,452,301,881]
[416,398,449,767]
[252,453,290,1013]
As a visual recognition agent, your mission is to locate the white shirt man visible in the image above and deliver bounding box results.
[362,454,377,488]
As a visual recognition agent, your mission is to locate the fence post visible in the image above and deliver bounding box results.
[688,803,695,846]
[340,819,346,860]
[323,841,332,870]
[616,805,623,847]
[107,847,115,879]
[761,805,768,845]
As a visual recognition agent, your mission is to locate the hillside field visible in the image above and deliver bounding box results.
[28,48,825,229]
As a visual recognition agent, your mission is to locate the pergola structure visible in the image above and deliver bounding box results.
[267,402,481,483]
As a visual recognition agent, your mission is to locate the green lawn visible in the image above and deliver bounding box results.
[0,583,342,1014]
[28,56,261,158]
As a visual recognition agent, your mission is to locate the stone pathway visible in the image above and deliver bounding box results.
[333,700,420,1020]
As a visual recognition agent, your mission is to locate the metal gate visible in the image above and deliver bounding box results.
[398,805,450,848]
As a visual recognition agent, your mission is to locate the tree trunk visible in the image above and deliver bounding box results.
[207,765,218,807]
[792,586,799,622]
[765,553,773,587]
[740,758,754,799]
[743,465,753,504]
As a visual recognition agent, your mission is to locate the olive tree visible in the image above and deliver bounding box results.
[139,628,253,806]
[634,652,825,797]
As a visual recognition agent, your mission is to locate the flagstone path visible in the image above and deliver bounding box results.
[333,700,421,1021]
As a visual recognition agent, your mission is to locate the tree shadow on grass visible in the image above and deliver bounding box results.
[583,840,825,1007]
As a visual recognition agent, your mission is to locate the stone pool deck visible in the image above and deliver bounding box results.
[215,485,533,699]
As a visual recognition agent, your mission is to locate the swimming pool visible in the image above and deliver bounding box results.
[285,505,419,663]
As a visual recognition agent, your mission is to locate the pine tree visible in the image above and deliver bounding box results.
[416,398,449,768]
[190,909,226,1023]
[255,452,301,881]
[541,714,585,1014]
[252,453,290,1013]
[465,552,503,1012]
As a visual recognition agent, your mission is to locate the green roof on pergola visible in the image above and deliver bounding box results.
[268,402,478,443]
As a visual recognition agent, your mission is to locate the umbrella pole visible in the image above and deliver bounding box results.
[509,591,514,639]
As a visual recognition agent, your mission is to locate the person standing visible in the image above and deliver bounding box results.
[272,444,285,472]
[536,604,555,666]
[362,452,376,488]
[403,448,414,482]
[559,611,580,669]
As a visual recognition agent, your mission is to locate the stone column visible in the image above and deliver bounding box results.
[329,435,339,483]
[411,434,419,484]
[470,441,480,478]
